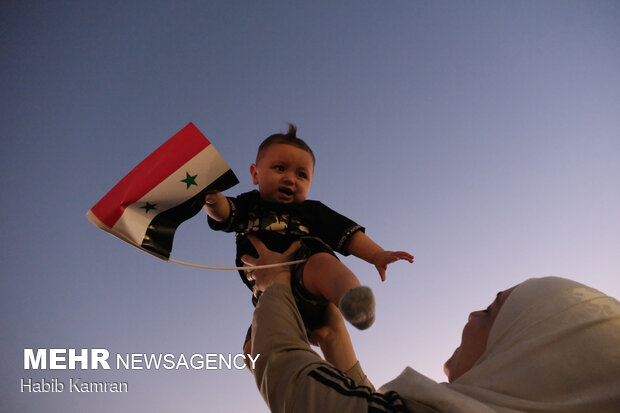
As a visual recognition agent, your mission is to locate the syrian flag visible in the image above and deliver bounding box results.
[86,123,238,260]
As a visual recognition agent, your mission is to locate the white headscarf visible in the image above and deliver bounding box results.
[380,277,620,412]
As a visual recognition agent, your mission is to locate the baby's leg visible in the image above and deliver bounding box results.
[303,253,375,329]
[303,253,358,304]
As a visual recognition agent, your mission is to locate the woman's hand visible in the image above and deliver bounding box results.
[240,235,301,293]
[242,236,360,373]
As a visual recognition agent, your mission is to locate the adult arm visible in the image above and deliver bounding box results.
[243,236,409,413]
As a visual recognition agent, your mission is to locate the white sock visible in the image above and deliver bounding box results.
[338,286,375,330]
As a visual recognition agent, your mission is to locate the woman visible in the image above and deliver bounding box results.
[242,236,620,413]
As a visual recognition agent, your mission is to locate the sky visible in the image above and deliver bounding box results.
[1,1,619,412]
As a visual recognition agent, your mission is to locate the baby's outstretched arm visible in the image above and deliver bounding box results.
[203,192,230,222]
[371,250,414,282]
[345,232,413,282]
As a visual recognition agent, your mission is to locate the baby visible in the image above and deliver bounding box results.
[204,124,413,331]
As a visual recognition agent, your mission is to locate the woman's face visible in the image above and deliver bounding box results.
[444,287,515,382]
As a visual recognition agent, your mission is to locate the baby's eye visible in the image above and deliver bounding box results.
[274,165,285,172]
[297,171,307,179]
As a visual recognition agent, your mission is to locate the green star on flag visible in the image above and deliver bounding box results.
[141,202,157,213]
[181,172,198,189]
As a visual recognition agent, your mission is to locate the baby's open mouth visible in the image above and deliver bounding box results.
[278,187,293,196]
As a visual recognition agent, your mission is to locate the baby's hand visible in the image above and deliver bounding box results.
[204,191,220,205]
[372,250,414,282]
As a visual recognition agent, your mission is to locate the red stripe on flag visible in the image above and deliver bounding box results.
[90,123,210,228]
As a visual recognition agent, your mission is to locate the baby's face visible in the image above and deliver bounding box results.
[250,143,314,203]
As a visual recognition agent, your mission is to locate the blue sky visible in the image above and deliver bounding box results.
[1,1,619,412]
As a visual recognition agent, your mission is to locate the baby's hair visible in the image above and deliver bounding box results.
[256,123,316,165]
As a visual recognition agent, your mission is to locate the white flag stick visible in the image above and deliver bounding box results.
[168,258,307,271]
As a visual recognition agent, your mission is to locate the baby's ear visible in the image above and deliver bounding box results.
[250,164,259,185]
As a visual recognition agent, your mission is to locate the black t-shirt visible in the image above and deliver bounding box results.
[208,190,365,290]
